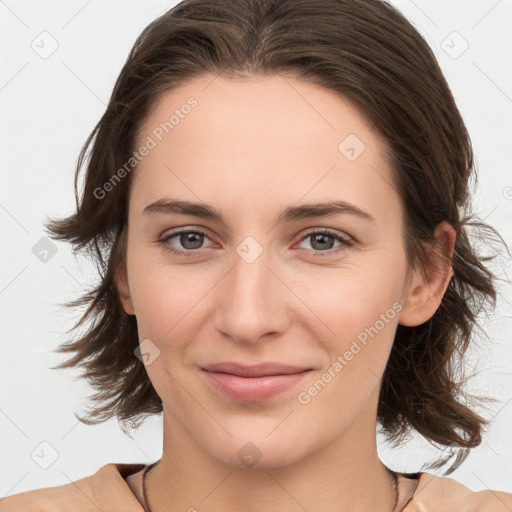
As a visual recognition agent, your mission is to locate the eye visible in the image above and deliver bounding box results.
[157,227,353,257]
[296,229,353,256]
[158,229,214,256]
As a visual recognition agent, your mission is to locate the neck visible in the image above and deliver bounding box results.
[145,408,398,512]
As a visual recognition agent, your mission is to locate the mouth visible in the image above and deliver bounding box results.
[200,362,312,402]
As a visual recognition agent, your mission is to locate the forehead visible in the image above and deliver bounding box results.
[138,73,388,155]
[131,73,399,225]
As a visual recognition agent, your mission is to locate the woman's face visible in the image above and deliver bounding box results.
[118,73,432,468]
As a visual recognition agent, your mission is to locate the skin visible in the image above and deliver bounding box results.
[124,471,512,511]
[404,473,512,511]
[116,72,460,512]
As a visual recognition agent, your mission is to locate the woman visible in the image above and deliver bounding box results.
[2,0,511,511]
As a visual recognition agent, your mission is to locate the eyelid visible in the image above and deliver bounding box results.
[160,226,352,242]
[159,227,216,248]
[293,228,353,257]
[294,227,353,245]
[158,226,354,256]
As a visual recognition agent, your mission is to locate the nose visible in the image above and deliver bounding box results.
[213,241,290,345]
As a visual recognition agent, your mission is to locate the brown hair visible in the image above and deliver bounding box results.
[46,0,509,471]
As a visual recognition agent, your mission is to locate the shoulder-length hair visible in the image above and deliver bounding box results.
[46,0,508,471]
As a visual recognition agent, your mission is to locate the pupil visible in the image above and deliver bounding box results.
[178,233,335,251]
[182,232,203,249]
[312,234,332,250]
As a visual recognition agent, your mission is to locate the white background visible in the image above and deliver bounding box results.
[1,0,511,497]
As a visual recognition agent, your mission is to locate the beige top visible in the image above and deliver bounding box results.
[0,462,420,511]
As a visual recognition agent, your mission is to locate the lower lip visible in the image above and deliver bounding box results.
[202,370,311,402]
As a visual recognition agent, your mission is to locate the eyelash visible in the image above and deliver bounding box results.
[157,228,353,258]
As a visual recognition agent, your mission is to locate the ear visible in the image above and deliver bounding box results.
[114,263,135,316]
[398,221,456,327]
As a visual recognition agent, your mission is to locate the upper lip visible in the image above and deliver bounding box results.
[201,362,311,377]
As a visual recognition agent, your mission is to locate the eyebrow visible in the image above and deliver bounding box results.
[142,199,375,224]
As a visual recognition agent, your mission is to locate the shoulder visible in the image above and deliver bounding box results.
[405,472,512,511]
[0,462,147,512]
[0,473,95,512]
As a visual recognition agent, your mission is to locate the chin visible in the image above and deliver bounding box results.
[203,428,310,470]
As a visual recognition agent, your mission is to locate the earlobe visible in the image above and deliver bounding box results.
[114,265,136,316]
[398,221,456,327]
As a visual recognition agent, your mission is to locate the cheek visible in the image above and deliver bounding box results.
[127,249,214,350]
[293,273,402,424]
[299,263,404,335]
[132,275,191,335]
[294,256,405,378]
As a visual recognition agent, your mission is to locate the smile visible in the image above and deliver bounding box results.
[201,363,312,402]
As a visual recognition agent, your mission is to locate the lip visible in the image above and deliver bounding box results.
[201,362,310,377]
[201,362,312,402]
